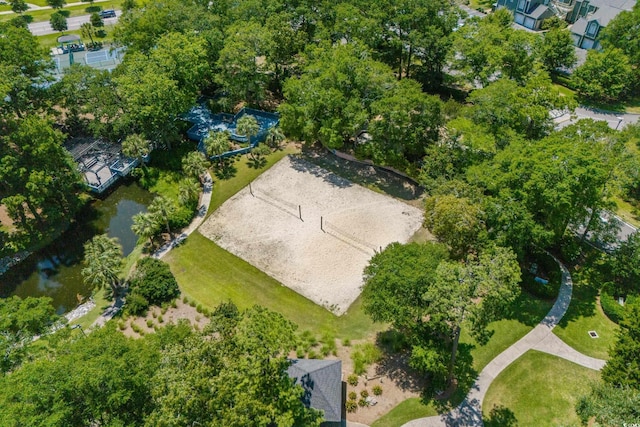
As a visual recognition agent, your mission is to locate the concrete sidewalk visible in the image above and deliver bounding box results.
[402,257,606,426]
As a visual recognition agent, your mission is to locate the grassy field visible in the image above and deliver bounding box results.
[613,195,640,228]
[461,291,554,372]
[483,350,600,426]
[553,270,618,360]
[371,398,437,427]
[166,232,380,339]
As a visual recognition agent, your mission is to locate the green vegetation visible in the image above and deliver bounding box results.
[461,291,553,372]
[371,398,437,427]
[553,278,617,360]
[483,351,600,426]
[166,232,379,339]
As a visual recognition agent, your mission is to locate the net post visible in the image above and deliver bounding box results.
[299,205,303,222]
[321,216,324,232]
[249,182,254,197]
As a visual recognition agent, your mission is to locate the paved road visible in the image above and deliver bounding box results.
[28,9,120,36]
[402,257,606,427]
[553,106,640,130]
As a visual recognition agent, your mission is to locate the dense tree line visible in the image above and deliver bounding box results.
[0,301,322,427]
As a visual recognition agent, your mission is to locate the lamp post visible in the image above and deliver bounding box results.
[615,116,624,130]
[71,324,86,337]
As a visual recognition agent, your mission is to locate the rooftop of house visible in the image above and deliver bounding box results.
[287,359,343,423]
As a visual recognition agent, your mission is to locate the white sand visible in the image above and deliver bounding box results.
[199,156,424,315]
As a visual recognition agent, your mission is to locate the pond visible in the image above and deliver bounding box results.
[0,181,154,314]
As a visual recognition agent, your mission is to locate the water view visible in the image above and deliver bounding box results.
[0,181,153,314]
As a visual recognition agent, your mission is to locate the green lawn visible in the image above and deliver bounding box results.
[552,83,576,99]
[483,350,600,426]
[461,291,554,372]
[166,231,380,340]
[553,273,618,360]
[372,398,437,427]
[613,195,640,229]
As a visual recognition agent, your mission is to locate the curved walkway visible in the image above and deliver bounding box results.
[92,172,213,327]
[403,257,606,427]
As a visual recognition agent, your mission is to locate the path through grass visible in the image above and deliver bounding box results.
[553,272,617,360]
[369,290,553,427]
[483,350,600,426]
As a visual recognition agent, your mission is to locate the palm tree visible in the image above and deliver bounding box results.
[122,133,151,171]
[149,196,176,237]
[178,178,201,206]
[265,126,285,148]
[181,151,210,183]
[131,212,160,248]
[81,234,123,299]
[203,131,230,167]
[236,114,260,145]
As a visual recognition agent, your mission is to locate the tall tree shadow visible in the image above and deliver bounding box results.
[484,404,517,427]
[214,160,237,180]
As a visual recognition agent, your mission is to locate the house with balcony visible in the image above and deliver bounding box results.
[569,0,636,49]
[495,0,635,49]
[495,0,556,29]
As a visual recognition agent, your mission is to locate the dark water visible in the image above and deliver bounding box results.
[0,181,154,314]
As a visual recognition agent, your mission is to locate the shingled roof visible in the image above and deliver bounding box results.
[287,359,343,423]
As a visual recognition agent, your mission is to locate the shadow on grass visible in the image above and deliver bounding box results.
[85,5,101,12]
[484,404,517,427]
[427,343,478,411]
[503,289,555,327]
[246,156,267,169]
[214,160,237,180]
[59,10,71,17]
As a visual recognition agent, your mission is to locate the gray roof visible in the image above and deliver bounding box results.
[529,4,552,18]
[57,35,81,43]
[287,359,342,422]
[589,0,635,11]
[571,17,589,34]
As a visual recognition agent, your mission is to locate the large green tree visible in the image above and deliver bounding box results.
[576,383,640,425]
[536,28,578,74]
[0,296,58,373]
[362,242,520,387]
[0,325,158,426]
[572,48,633,103]
[147,304,323,427]
[0,116,83,240]
[365,78,443,168]
[601,300,640,388]
[469,120,622,247]
[280,43,395,148]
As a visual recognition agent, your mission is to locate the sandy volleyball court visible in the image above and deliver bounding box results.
[199,156,423,314]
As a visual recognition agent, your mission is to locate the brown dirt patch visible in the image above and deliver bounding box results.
[120,298,210,338]
[0,205,16,232]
